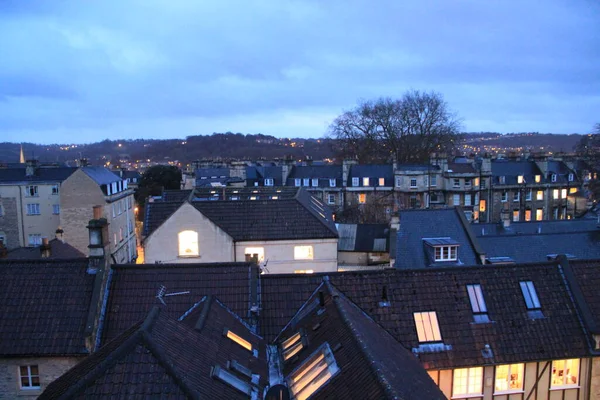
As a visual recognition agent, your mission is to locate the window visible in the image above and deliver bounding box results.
[287,343,339,400]
[569,187,577,194]
[551,359,579,388]
[479,199,486,212]
[362,177,369,186]
[303,178,309,187]
[526,190,532,201]
[473,177,479,187]
[520,281,541,310]
[435,245,458,262]
[410,178,417,188]
[512,210,519,222]
[537,190,544,200]
[294,245,313,260]
[329,179,336,187]
[430,175,437,187]
[464,195,471,206]
[517,175,524,184]
[0,232,6,247]
[551,174,557,182]
[358,193,366,204]
[244,247,264,263]
[19,365,40,389]
[501,192,507,202]
[51,184,59,195]
[281,331,304,361]
[378,177,385,186]
[211,365,256,396]
[53,204,60,215]
[327,194,335,205]
[178,230,199,257]
[264,178,274,186]
[352,177,359,187]
[467,284,488,314]
[453,178,460,188]
[28,234,42,246]
[525,209,532,221]
[410,195,418,208]
[480,179,486,189]
[568,173,574,182]
[119,227,123,242]
[453,367,483,397]
[311,178,318,187]
[294,270,314,274]
[430,193,439,203]
[112,204,116,218]
[224,329,253,351]
[514,191,520,202]
[464,179,471,187]
[535,174,541,183]
[536,209,543,221]
[295,178,301,187]
[561,189,567,199]
[413,311,442,342]
[553,189,559,199]
[26,185,38,197]
[395,176,402,187]
[26,203,40,215]
[495,364,524,393]
[453,194,460,206]
[118,200,122,215]
[499,176,506,184]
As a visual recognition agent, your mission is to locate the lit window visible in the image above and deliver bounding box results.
[358,193,366,204]
[26,186,38,197]
[294,270,314,274]
[517,175,524,184]
[378,177,385,186]
[434,246,457,262]
[551,174,557,182]
[294,246,313,260]
[28,234,42,246]
[525,210,532,221]
[264,178,274,186]
[287,344,339,400]
[453,178,460,187]
[244,247,264,262]
[520,281,541,310]
[479,199,486,212]
[362,177,369,186]
[512,210,519,222]
[551,359,579,388]
[295,179,301,187]
[413,311,442,342]
[178,230,199,257]
[19,365,40,389]
[329,179,336,187]
[535,174,541,183]
[224,329,252,351]
[26,203,40,215]
[410,178,417,188]
[51,185,59,195]
[495,363,524,393]
[536,209,543,221]
[473,177,479,187]
[561,189,567,198]
[327,194,335,205]
[453,367,483,397]
[352,177,359,187]
[569,187,577,194]
[281,331,304,361]
[537,190,544,200]
[553,189,559,199]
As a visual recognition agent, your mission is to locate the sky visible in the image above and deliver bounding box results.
[0,0,599,144]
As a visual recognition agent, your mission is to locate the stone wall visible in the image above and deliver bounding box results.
[0,197,20,249]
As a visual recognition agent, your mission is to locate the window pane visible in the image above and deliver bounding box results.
[468,367,483,394]
[20,366,28,376]
[453,368,468,396]
[30,365,38,375]
[178,230,199,256]
[495,365,509,392]
[294,246,313,260]
[21,377,30,387]
[31,376,40,386]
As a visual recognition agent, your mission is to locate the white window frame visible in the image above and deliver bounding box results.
[51,184,59,195]
[352,177,359,187]
[430,175,437,187]
[434,245,458,262]
[26,185,38,197]
[19,365,40,390]
[264,178,274,186]
[294,178,301,187]
[466,284,487,314]
[413,311,442,342]
[464,179,471,187]
[551,359,580,388]
[495,363,524,393]
[517,175,524,184]
[501,191,507,202]
[464,195,472,206]
[294,245,313,260]
[362,177,369,186]
[453,194,460,206]
[28,234,42,246]
[178,230,199,257]
[327,194,335,205]
[453,367,483,397]
[553,189,559,199]
[453,178,460,188]
[26,203,40,215]
[395,176,402,187]
[526,190,532,201]
[568,173,574,182]
[329,179,336,187]
[514,191,520,202]
[410,178,417,188]
[311,178,318,187]
[520,281,541,310]
[551,174,557,182]
[561,189,567,199]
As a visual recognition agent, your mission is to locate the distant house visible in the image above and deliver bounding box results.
[195,167,244,187]
[4,238,84,260]
[336,223,391,269]
[142,187,338,273]
[286,165,344,209]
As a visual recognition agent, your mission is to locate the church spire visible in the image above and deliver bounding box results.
[19,144,25,163]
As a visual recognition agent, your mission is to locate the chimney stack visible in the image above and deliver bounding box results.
[55,226,64,243]
[87,205,110,273]
[40,238,51,258]
[25,159,38,177]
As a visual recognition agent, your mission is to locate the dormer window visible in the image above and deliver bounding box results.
[294,179,301,187]
[466,284,489,323]
[362,177,369,186]
[517,175,524,184]
[535,174,541,183]
[287,343,339,400]
[311,178,318,187]
[303,178,309,187]
[224,328,253,352]
[281,330,305,361]
[352,177,359,187]
[378,177,385,186]
[413,311,442,342]
[424,238,459,262]
[499,176,506,184]
[329,179,336,187]
[264,178,274,186]
[551,174,557,182]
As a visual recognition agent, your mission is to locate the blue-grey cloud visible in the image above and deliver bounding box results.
[0,0,599,144]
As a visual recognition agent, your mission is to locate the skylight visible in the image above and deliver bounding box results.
[224,329,253,351]
[281,331,304,361]
[413,311,442,342]
[520,281,541,310]
[287,343,339,400]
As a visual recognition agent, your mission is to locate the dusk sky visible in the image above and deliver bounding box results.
[1,0,599,144]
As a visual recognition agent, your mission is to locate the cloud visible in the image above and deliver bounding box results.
[0,0,598,144]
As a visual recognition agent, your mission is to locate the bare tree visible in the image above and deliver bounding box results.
[329,90,463,163]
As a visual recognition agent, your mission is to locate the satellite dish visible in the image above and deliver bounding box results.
[265,384,291,400]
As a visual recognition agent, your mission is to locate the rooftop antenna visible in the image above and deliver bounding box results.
[156,285,190,305]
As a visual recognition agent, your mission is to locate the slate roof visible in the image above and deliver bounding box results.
[246,165,284,185]
[395,164,441,172]
[161,189,192,202]
[142,201,183,237]
[260,262,590,369]
[472,219,599,236]
[395,208,481,269]
[101,262,259,344]
[491,160,543,185]
[348,165,394,186]
[41,302,268,400]
[0,259,94,356]
[286,165,343,187]
[275,279,445,399]
[0,166,76,183]
[569,259,600,334]
[195,167,235,187]
[5,239,85,259]
[337,223,389,252]
[81,166,122,185]
[447,162,476,174]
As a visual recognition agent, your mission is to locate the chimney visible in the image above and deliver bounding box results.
[84,205,111,352]
[25,159,38,177]
[342,159,357,186]
[79,158,89,167]
[40,238,51,258]
[55,226,65,243]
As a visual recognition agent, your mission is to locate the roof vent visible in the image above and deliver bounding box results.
[482,344,493,359]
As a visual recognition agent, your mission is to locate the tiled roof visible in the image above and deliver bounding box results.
[195,167,230,178]
[41,303,268,400]
[0,259,93,356]
[569,259,600,334]
[472,219,599,236]
[142,201,183,237]
[260,262,590,369]
[161,189,192,202]
[0,166,77,183]
[348,165,394,186]
[396,208,480,269]
[5,239,85,260]
[337,223,389,252]
[81,166,122,185]
[395,164,441,172]
[247,165,284,185]
[491,160,543,184]
[275,279,445,399]
[101,262,259,344]
[286,165,343,188]
[447,162,476,174]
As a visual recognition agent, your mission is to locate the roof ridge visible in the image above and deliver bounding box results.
[111,261,254,270]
